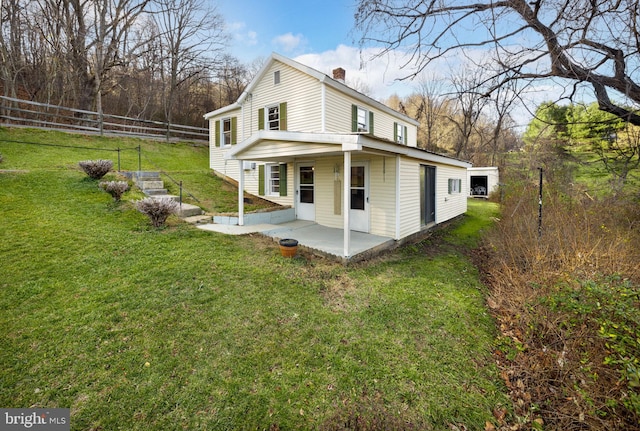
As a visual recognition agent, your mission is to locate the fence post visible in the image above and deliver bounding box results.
[538,167,543,238]
[117,148,121,172]
[138,145,141,172]
[179,181,183,207]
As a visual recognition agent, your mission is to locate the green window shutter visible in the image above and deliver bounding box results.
[351,104,358,132]
[404,126,408,145]
[279,163,288,196]
[279,102,287,131]
[369,111,374,135]
[258,108,264,130]
[393,122,398,142]
[231,117,237,144]
[215,120,220,147]
[258,165,265,195]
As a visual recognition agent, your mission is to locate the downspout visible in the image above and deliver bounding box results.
[343,151,351,258]
[395,155,401,240]
[238,160,245,226]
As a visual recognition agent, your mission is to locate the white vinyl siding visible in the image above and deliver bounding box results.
[249,61,322,133]
[324,86,410,143]
[209,108,242,173]
[314,158,342,229]
[236,141,335,160]
[398,158,421,238]
[368,156,397,237]
[436,164,468,223]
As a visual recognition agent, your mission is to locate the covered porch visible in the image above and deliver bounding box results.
[224,130,404,259]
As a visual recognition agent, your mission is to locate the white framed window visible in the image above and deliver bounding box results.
[448,178,462,194]
[356,106,369,132]
[274,70,280,85]
[267,104,280,130]
[266,163,280,195]
[221,118,232,147]
[395,123,405,144]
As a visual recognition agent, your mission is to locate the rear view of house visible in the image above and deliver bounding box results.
[204,53,470,259]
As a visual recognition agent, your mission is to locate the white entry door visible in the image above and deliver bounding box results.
[296,164,315,221]
[349,162,369,232]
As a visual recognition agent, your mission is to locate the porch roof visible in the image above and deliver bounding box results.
[224,130,471,168]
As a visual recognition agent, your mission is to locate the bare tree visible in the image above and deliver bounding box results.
[412,77,447,151]
[355,0,640,126]
[0,0,24,100]
[153,0,227,127]
[446,67,490,160]
[217,54,249,106]
[484,73,523,165]
[27,0,150,113]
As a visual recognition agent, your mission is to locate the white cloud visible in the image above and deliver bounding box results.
[272,32,307,53]
[294,45,421,102]
[226,21,258,47]
[294,45,572,128]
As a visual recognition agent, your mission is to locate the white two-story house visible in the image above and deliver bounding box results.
[204,53,470,258]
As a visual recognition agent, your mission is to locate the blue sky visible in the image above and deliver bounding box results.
[215,0,552,126]
[216,0,424,104]
[218,0,357,61]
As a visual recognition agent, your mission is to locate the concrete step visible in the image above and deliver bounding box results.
[133,171,161,180]
[176,203,204,218]
[143,188,169,196]
[139,180,165,190]
[183,214,212,224]
[149,194,180,202]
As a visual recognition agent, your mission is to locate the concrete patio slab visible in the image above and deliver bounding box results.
[196,220,396,261]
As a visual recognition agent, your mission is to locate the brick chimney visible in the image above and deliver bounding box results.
[332,67,346,83]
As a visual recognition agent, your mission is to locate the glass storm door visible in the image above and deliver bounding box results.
[297,164,315,221]
[349,162,369,232]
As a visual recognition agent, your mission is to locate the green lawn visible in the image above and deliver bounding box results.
[0,128,508,430]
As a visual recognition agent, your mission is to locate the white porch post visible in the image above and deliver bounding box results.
[343,151,351,257]
[395,155,401,240]
[238,160,245,226]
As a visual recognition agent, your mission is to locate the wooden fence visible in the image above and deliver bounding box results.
[0,96,209,142]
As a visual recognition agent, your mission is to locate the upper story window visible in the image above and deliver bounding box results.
[356,106,368,132]
[222,118,232,146]
[258,102,287,131]
[267,104,280,130]
[274,70,280,85]
[215,116,236,147]
[351,104,374,134]
[395,122,406,144]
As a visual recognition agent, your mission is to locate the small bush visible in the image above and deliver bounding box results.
[99,180,129,201]
[0,153,3,163]
[136,197,179,227]
[78,159,112,179]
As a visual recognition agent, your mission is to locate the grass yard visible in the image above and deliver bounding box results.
[0,128,508,430]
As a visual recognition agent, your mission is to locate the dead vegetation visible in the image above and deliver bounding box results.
[478,174,640,430]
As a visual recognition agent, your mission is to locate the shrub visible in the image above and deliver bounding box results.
[135,197,179,227]
[78,159,112,179]
[0,153,3,163]
[99,180,129,201]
